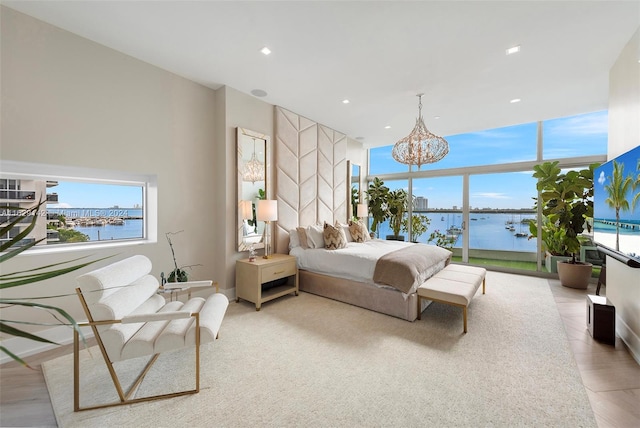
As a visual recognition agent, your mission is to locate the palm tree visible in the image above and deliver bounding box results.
[633,158,640,211]
[603,160,634,251]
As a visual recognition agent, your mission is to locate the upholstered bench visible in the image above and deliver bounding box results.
[417,264,486,333]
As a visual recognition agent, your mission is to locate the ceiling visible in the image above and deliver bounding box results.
[3,1,639,148]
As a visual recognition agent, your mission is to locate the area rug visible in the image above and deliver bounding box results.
[43,271,596,427]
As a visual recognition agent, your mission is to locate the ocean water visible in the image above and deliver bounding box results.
[51,208,539,251]
[71,220,143,241]
[48,208,143,241]
[373,212,537,253]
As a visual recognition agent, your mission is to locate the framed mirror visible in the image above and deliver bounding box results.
[347,161,361,221]
[237,127,271,252]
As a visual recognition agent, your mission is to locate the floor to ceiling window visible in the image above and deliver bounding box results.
[366,111,607,273]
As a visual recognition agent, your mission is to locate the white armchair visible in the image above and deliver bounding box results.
[73,255,228,411]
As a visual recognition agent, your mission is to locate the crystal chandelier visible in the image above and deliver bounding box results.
[242,138,265,184]
[391,94,449,169]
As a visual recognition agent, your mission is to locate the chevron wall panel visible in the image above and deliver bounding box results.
[275,107,347,252]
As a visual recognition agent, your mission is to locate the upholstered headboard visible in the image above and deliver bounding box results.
[275,106,347,253]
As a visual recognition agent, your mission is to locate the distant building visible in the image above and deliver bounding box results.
[0,178,59,247]
[414,196,428,211]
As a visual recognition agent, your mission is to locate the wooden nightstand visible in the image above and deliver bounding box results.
[235,253,298,310]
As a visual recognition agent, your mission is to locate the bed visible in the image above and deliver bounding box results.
[288,227,452,321]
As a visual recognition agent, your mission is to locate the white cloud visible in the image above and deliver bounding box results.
[49,202,73,208]
[598,171,606,185]
[472,192,510,199]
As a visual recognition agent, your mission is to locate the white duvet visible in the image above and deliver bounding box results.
[290,239,438,291]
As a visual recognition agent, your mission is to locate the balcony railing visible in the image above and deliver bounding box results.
[0,190,37,201]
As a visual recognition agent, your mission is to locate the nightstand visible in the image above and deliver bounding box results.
[235,253,298,310]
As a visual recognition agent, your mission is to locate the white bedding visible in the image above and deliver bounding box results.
[290,239,448,296]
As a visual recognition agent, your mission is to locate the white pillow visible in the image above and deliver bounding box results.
[337,222,354,243]
[288,228,300,250]
[305,224,325,249]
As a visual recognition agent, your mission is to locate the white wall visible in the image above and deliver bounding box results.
[1,7,219,345]
[607,27,640,363]
[217,86,275,290]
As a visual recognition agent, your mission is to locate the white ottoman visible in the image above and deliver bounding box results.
[417,264,486,333]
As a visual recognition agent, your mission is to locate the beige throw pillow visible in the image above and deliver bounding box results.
[348,219,370,242]
[296,227,309,249]
[323,221,347,250]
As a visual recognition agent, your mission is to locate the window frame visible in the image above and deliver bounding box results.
[0,160,158,255]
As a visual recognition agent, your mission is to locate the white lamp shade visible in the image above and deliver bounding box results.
[257,200,278,222]
[240,200,253,220]
[357,203,368,218]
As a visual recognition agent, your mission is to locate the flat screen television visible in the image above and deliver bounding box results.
[593,144,640,266]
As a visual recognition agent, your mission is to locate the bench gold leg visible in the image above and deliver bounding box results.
[482,277,486,294]
[463,306,468,333]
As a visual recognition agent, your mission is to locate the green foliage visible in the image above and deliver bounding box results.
[351,186,359,220]
[56,228,90,243]
[387,189,408,237]
[531,161,599,262]
[529,218,568,256]
[427,230,456,250]
[402,213,430,241]
[165,231,189,283]
[0,200,110,367]
[365,177,390,235]
[603,160,639,251]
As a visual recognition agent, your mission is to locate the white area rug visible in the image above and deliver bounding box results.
[43,271,596,427]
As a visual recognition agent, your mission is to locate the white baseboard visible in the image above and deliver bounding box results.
[0,325,94,365]
[616,315,640,365]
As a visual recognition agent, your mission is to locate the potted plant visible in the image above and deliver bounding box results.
[365,177,390,237]
[402,213,431,242]
[530,161,599,288]
[386,189,408,240]
[530,217,571,273]
[1,200,109,366]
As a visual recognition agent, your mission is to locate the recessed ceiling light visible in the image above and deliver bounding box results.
[251,89,268,97]
[384,125,391,129]
[510,98,521,103]
[260,47,271,55]
[342,99,350,104]
[434,116,441,119]
[506,46,521,55]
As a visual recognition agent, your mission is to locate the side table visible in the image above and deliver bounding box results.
[158,280,218,301]
[235,254,298,310]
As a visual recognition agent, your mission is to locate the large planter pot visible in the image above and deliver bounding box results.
[544,252,571,273]
[557,261,593,289]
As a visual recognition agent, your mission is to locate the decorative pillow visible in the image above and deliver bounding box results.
[335,222,353,242]
[296,227,309,249]
[305,224,325,249]
[288,229,300,250]
[348,219,371,243]
[323,221,347,250]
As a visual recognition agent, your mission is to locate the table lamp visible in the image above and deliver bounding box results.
[257,199,278,258]
[357,203,368,219]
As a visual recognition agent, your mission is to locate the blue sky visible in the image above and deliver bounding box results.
[370,110,608,209]
[50,182,142,208]
[594,144,640,221]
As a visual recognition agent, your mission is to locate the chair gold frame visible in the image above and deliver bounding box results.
[73,287,202,412]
